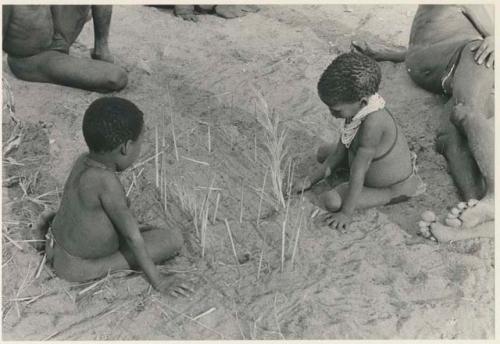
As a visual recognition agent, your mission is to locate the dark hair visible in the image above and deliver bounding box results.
[317,52,381,106]
[82,97,144,153]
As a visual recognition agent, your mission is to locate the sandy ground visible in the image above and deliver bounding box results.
[2,5,494,339]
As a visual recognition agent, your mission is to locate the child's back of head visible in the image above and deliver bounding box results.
[82,97,144,153]
[318,52,381,106]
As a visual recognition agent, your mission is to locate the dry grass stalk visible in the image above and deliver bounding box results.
[207,125,211,153]
[132,151,163,170]
[212,192,221,224]
[290,179,307,269]
[256,169,269,228]
[192,307,216,321]
[126,167,144,197]
[254,133,257,163]
[253,88,288,210]
[3,232,24,251]
[200,177,216,258]
[155,127,159,187]
[224,219,240,271]
[152,297,224,338]
[281,160,294,272]
[34,254,46,279]
[170,113,179,161]
[181,156,209,166]
[239,179,244,224]
[256,248,264,280]
[163,170,168,213]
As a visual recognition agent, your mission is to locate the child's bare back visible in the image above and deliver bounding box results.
[51,155,122,260]
[37,97,193,297]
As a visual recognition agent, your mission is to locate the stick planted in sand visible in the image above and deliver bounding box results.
[212,192,220,224]
[208,125,211,153]
[34,254,47,279]
[239,179,244,224]
[200,176,216,258]
[224,219,240,271]
[256,169,269,229]
[155,127,159,187]
[3,232,24,251]
[170,113,179,161]
[192,307,216,321]
[290,179,306,269]
[180,156,209,166]
[281,160,294,272]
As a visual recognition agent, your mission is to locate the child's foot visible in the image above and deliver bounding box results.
[417,210,437,242]
[31,210,56,251]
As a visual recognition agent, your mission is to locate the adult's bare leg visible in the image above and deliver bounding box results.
[449,41,494,227]
[351,40,407,62]
[435,113,485,200]
[91,5,114,63]
[7,50,127,93]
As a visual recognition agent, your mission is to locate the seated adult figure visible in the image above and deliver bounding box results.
[2,5,127,93]
[352,5,494,242]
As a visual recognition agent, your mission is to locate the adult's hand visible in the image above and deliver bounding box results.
[471,36,494,68]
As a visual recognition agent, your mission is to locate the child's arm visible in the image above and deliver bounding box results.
[329,121,382,229]
[99,174,163,289]
[293,139,347,193]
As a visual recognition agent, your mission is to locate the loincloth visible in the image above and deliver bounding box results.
[441,39,483,96]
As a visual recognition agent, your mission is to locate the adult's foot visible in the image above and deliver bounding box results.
[459,197,494,228]
[351,40,407,63]
[214,5,259,19]
[91,46,114,64]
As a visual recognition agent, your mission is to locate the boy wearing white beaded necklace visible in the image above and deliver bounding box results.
[293,52,425,231]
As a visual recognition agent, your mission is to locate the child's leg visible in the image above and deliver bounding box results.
[52,226,183,282]
[316,142,338,163]
[320,174,419,212]
[320,182,393,212]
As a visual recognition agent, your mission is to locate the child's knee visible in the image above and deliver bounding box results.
[316,143,336,163]
[320,190,342,212]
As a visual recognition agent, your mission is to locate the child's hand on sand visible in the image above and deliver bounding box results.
[156,276,195,297]
[325,211,351,232]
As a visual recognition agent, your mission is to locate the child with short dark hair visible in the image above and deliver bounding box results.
[37,97,192,296]
[294,52,424,230]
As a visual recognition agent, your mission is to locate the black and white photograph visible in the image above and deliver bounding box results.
[1,3,495,340]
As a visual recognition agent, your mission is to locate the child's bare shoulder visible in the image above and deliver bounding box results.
[358,110,388,142]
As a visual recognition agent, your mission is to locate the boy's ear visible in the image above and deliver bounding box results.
[359,97,369,107]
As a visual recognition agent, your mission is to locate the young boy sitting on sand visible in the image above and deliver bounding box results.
[294,52,424,231]
[36,97,192,296]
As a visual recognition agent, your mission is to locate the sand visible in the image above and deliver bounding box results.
[2,5,494,339]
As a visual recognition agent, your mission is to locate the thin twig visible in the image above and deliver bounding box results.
[224,219,240,273]
[181,156,209,166]
[212,192,221,224]
[171,113,179,161]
